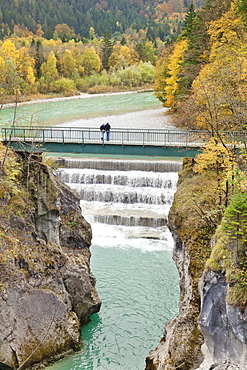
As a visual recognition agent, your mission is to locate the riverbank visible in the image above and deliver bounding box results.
[1,88,154,109]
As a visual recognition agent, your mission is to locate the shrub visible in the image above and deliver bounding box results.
[54,78,77,95]
[138,62,155,83]
[117,65,142,87]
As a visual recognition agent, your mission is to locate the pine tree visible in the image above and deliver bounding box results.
[237,0,247,27]
[101,31,113,71]
[182,2,197,37]
[222,187,247,266]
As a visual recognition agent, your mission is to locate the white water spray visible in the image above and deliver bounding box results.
[56,159,181,248]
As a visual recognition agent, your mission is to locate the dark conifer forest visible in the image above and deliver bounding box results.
[0,0,203,40]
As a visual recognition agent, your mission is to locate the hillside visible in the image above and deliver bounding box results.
[0,0,204,40]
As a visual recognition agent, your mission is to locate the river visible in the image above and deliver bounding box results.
[0,91,176,130]
[3,92,180,369]
[52,158,180,370]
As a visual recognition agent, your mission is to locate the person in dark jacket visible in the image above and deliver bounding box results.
[100,124,105,140]
[105,122,111,141]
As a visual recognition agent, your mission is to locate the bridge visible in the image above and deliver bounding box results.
[1,126,244,157]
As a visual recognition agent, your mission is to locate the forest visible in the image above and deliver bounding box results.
[0,1,206,100]
[0,0,204,40]
[154,0,247,133]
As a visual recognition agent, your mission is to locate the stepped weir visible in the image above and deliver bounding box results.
[56,158,182,239]
[57,158,182,172]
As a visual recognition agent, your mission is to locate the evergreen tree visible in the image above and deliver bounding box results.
[120,36,127,45]
[101,31,113,70]
[30,39,42,78]
[177,0,232,99]
[222,186,247,266]
[182,2,197,37]
[237,0,247,27]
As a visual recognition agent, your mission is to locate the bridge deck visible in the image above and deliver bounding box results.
[1,126,245,157]
[1,126,212,145]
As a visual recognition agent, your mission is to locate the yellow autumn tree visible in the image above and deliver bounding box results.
[164,38,188,108]
[41,39,60,59]
[41,51,58,79]
[0,41,23,95]
[153,45,173,105]
[0,56,7,95]
[0,39,19,64]
[108,43,139,68]
[80,46,101,75]
[58,49,77,77]
[194,138,235,176]
[70,44,85,75]
[191,5,247,133]
[0,41,36,90]
[18,46,36,84]
[40,51,58,91]
[194,137,236,209]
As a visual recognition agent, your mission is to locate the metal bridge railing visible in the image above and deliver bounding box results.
[1,126,247,148]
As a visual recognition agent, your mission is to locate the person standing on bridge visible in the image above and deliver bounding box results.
[105,122,111,141]
[100,123,105,141]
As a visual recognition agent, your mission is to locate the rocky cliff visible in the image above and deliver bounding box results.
[197,269,246,369]
[146,159,247,370]
[0,150,101,370]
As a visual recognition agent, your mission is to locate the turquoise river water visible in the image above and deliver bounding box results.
[46,232,179,370]
[0,91,176,130]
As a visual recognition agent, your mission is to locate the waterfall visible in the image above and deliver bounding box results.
[56,158,182,240]
[56,158,182,172]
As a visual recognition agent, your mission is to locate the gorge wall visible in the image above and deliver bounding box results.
[146,159,247,370]
[0,152,101,370]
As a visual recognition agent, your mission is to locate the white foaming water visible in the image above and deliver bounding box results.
[68,182,175,205]
[57,168,178,188]
[56,161,179,245]
[88,222,175,252]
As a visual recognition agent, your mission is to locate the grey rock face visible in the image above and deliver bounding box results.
[0,162,101,369]
[0,286,80,369]
[146,233,247,370]
[197,270,247,370]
